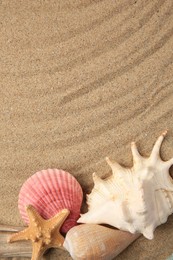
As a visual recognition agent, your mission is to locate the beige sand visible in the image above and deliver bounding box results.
[0,0,173,259]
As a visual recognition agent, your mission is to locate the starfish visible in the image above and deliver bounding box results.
[8,205,69,260]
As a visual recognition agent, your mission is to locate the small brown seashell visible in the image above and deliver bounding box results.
[63,224,140,260]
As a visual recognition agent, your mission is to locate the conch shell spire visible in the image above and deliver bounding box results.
[106,157,124,172]
[78,131,173,240]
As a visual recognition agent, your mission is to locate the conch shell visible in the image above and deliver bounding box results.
[64,224,140,260]
[78,131,173,239]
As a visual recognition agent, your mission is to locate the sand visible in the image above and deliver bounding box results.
[0,0,173,259]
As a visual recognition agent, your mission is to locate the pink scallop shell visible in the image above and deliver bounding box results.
[18,169,83,233]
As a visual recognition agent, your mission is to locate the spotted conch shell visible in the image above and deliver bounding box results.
[78,131,173,239]
[64,224,140,260]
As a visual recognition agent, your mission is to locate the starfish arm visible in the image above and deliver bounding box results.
[51,230,66,248]
[26,205,43,226]
[31,240,46,260]
[150,130,167,160]
[47,209,70,232]
[8,227,31,243]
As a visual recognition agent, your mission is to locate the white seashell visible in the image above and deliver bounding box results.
[78,131,173,239]
[64,224,140,260]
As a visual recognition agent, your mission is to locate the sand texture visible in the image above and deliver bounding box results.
[0,0,173,259]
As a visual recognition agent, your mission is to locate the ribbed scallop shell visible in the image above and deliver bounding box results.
[18,169,83,233]
[64,224,139,260]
